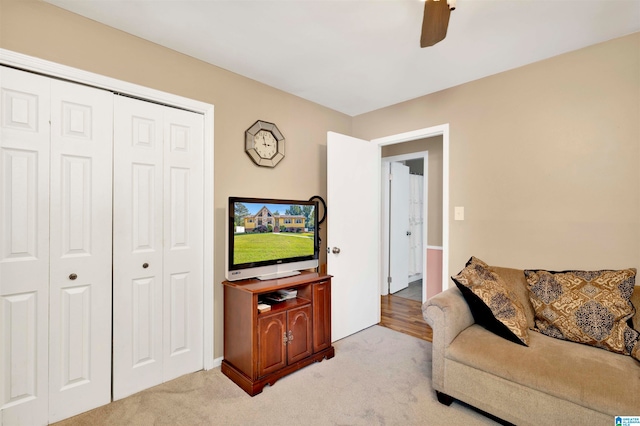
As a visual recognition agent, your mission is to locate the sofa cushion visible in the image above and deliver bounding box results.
[525,269,640,361]
[452,257,529,346]
[491,266,536,329]
[446,324,640,416]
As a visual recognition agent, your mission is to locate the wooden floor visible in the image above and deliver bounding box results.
[379,294,433,342]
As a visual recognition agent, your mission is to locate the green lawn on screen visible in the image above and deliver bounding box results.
[234,232,314,264]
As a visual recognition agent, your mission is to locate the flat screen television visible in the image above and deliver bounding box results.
[226,197,319,281]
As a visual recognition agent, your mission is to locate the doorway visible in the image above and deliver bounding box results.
[374,126,448,343]
[326,124,448,343]
[381,153,427,303]
[380,136,444,304]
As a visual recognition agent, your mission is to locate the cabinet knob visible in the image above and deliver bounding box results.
[283,332,288,346]
[288,330,293,342]
[143,263,149,269]
[69,273,77,280]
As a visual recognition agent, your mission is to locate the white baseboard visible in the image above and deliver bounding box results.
[211,357,224,369]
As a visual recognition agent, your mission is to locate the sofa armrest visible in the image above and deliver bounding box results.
[422,287,474,391]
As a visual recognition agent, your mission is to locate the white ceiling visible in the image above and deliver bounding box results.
[45,0,640,116]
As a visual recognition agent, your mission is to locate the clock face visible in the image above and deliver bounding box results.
[245,120,285,168]
[254,130,277,159]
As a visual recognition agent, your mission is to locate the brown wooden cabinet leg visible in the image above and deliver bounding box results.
[436,391,454,406]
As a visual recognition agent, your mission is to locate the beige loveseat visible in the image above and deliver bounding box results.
[423,266,640,426]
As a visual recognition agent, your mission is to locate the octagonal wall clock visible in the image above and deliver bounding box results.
[245,120,285,168]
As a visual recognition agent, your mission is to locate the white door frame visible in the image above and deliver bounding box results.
[381,151,429,302]
[0,49,216,370]
[374,124,449,294]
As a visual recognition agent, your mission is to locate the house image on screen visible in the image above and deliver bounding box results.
[244,206,306,232]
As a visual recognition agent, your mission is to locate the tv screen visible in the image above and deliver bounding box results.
[226,197,319,281]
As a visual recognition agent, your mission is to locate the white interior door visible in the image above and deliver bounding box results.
[113,96,164,400]
[381,163,390,296]
[48,79,113,422]
[0,66,50,426]
[113,96,204,400]
[389,162,409,294]
[162,105,203,382]
[327,132,380,342]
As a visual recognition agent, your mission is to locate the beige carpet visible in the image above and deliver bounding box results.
[55,326,497,425]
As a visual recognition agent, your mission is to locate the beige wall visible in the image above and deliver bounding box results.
[0,0,351,359]
[382,136,443,247]
[356,32,640,278]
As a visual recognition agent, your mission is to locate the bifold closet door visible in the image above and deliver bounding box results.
[162,105,204,382]
[113,96,203,400]
[112,96,164,400]
[1,67,113,424]
[47,79,113,423]
[0,66,51,426]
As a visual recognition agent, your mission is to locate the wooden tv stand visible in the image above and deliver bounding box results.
[221,272,334,396]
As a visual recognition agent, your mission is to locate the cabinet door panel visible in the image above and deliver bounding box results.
[312,281,332,352]
[287,305,312,364]
[257,313,287,378]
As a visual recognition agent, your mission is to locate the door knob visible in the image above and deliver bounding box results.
[143,263,149,269]
[332,247,341,254]
[69,273,77,280]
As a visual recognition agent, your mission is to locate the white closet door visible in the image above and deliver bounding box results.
[113,96,204,399]
[113,96,164,400]
[0,66,50,426]
[47,79,113,422]
[162,107,203,381]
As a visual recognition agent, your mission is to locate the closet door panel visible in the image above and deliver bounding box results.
[48,79,113,422]
[0,67,50,426]
[113,96,164,400]
[162,108,204,381]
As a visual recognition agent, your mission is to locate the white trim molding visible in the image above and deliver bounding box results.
[0,48,216,370]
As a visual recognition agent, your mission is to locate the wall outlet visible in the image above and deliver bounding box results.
[454,206,464,221]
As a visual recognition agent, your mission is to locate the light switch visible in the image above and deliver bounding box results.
[454,206,464,221]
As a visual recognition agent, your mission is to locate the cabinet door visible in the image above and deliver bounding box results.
[312,281,332,352]
[287,305,313,364]
[257,312,287,378]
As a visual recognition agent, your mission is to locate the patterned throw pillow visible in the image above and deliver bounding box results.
[452,257,530,346]
[524,268,640,361]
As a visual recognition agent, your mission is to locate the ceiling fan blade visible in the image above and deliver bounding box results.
[420,0,451,48]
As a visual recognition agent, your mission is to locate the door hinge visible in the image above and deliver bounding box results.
[388,173,393,181]
[387,276,392,284]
